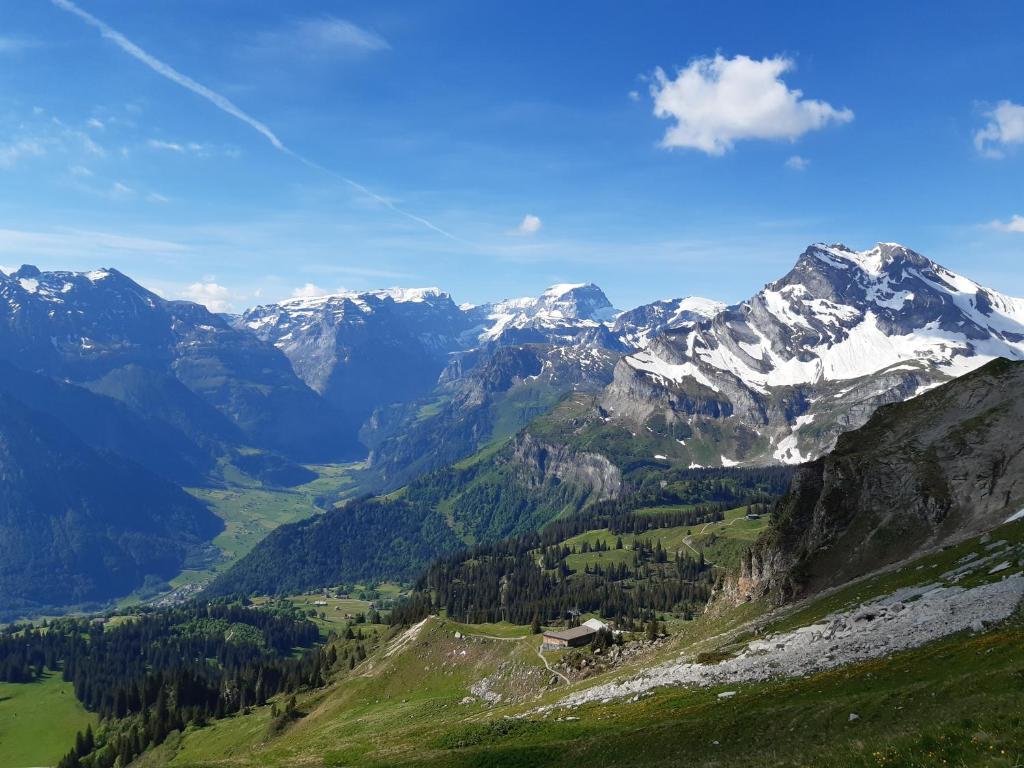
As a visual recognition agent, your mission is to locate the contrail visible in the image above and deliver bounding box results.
[51,0,467,244]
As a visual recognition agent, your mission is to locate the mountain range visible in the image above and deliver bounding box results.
[2,241,1023,614]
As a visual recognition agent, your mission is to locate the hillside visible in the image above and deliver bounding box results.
[726,357,1024,604]
[207,431,789,599]
[74,521,1024,768]
[0,393,223,620]
[0,265,349,462]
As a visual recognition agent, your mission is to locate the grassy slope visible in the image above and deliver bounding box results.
[134,520,1024,768]
[555,505,768,575]
[0,671,97,768]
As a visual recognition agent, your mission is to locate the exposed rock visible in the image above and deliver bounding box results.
[723,359,1024,604]
[511,432,622,502]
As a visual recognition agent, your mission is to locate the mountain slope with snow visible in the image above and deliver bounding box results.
[602,242,1024,466]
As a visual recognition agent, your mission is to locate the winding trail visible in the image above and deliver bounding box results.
[536,643,570,684]
[458,628,570,685]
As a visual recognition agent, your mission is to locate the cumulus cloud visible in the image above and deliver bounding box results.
[649,54,853,155]
[179,281,234,313]
[785,155,810,170]
[291,282,330,298]
[974,101,1024,158]
[987,214,1024,233]
[517,214,543,235]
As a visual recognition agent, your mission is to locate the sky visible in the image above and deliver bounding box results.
[0,0,1022,313]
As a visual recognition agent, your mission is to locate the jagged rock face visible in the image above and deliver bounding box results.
[0,265,347,461]
[603,243,1024,467]
[242,288,473,433]
[725,358,1024,605]
[510,432,622,502]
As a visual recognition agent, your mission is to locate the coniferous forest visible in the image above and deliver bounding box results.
[0,602,334,768]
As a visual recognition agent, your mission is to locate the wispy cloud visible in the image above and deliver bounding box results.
[147,139,185,153]
[253,17,390,59]
[51,0,467,244]
[986,214,1024,233]
[0,139,47,168]
[0,227,188,259]
[0,36,40,54]
[650,54,853,155]
[975,101,1024,158]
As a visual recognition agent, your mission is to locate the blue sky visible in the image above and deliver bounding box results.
[0,1,1022,312]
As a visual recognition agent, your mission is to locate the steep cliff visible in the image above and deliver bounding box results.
[510,431,623,502]
[724,357,1024,604]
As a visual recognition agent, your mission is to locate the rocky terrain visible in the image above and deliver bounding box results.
[546,568,1024,711]
[726,357,1024,604]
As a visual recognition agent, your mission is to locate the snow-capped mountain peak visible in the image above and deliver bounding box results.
[603,242,1024,468]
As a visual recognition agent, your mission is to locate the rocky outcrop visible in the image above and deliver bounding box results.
[723,358,1024,605]
[510,432,622,502]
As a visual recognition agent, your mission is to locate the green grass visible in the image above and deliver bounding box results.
[128,596,1024,768]
[685,506,772,569]
[169,461,365,589]
[0,671,97,768]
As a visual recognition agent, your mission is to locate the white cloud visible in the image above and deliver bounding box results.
[292,17,389,54]
[179,281,234,313]
[650,54,854,155]
[974,101,1024,158]
[148,138,185,153]
[987,214,1024,233]
[146,192,170,204]
[628,90,640,102]
[86,117,105,130]
[53,0,464,244]
[69,164,93,177]
[785,155,810,170]
[254,17,390,59]
[0,227,187,258]
[110,180,134,197]
[517,214,543,235]
[0,139,46,168]
[291,282,329,298]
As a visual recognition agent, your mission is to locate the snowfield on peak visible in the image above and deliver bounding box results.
[601,242,1024,468]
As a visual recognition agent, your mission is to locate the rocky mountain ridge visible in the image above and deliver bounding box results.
[601,243,1024,467]
[724,357,1024,605]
